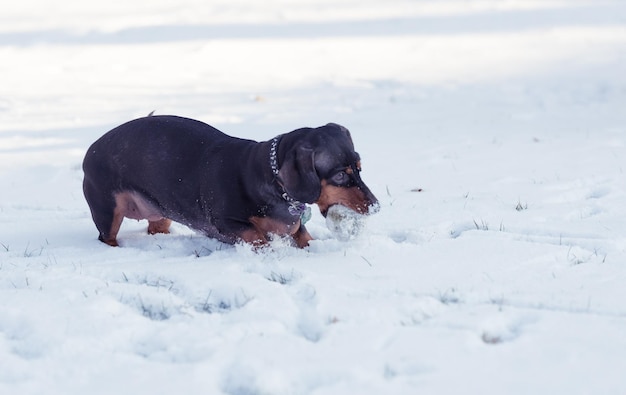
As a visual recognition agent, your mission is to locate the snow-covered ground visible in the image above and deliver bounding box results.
[2,0,626,393]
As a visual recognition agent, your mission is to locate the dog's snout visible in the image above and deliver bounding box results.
[358,183,379,215]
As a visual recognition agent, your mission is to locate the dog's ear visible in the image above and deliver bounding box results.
[278,145,321,203]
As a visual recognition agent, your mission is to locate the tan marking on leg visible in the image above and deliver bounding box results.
[239,228,269,247]
[249,216,298,236]
[109,191,165,246]
[103,204,125,246]
[100,234,120,247]
[148,218,172,235]
[247,216,310,248]
[293,225,313,248]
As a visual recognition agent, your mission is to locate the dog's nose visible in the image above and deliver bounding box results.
[356,184,379,215]
[360,185,379,215]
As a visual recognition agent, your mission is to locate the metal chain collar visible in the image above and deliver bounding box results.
[270,136,311,223]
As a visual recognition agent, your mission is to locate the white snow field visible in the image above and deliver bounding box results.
[2,0,626,393]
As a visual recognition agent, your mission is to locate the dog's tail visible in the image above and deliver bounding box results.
[147,110,155,117]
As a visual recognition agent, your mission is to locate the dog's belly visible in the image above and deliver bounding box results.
[114,191,164,221]
[114,190,226,240]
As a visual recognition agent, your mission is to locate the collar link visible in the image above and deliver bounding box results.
[270,136,280,177]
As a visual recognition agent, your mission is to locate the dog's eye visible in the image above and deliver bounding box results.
[332,171,348,185]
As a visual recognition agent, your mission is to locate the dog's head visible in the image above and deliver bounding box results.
[277,123,379,217]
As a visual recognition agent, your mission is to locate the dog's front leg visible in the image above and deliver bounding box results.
[239,227,270,248]
[292,223,313,248]
[246,216,312,249]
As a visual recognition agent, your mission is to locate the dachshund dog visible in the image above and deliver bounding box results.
[82,115,378,248]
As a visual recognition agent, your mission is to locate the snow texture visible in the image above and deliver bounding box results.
[1,0,626,394]
[325,205,367,241]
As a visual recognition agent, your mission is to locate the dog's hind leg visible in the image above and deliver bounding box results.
[83,180,124,246]
[148,218,172,235]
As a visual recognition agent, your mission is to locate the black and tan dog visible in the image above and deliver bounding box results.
[82,115,378,248]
